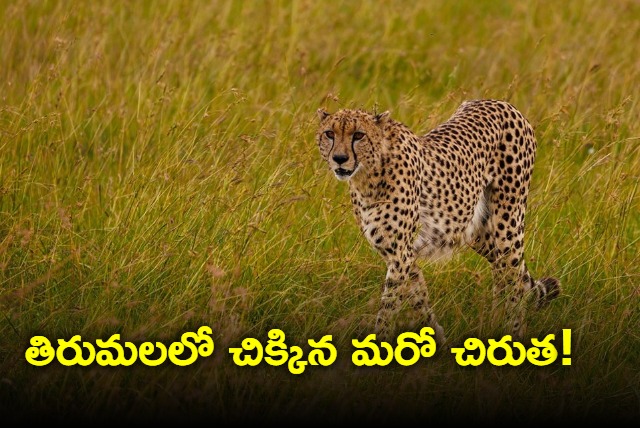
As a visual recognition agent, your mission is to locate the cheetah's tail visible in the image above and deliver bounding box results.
[534,277,561,309]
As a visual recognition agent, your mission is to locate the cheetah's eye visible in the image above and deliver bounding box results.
[324,130,335,139]
[353,131,365,141]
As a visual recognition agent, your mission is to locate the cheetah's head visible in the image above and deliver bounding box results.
[316,108,390,181]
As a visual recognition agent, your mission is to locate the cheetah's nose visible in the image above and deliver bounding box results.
[332,153,349,165]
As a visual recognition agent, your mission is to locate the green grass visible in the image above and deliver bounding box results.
[1,0,638,423]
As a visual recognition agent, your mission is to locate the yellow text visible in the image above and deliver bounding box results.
[450,334,560,366]
[25,326,214,367]
[228,328,337,374]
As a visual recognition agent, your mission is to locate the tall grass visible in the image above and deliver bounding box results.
[1,0,638,423]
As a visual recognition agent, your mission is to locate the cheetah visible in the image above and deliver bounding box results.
[316,99,560,344]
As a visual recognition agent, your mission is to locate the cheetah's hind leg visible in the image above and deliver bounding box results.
[468,188,560,338]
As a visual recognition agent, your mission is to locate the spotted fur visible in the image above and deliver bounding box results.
[317,100,560,343]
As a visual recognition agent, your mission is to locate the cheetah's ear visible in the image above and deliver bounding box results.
[374,111,391,125]
[317,108,330,121]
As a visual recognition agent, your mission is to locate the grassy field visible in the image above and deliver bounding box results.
[1,0,638,423]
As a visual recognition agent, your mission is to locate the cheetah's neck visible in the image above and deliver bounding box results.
[348,124,417,205]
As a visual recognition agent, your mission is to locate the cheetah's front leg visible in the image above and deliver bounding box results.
[374,256,446,346]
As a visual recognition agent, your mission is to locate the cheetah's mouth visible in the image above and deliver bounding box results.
[334,167,354,180]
